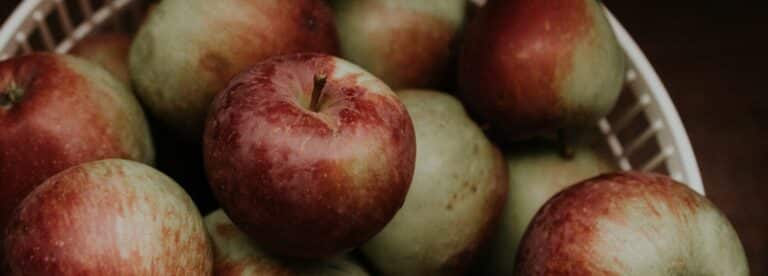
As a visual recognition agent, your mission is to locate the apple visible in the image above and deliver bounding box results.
[476,141,615,275]
[204,209,370,275]
[3,159,212,275]
[70,32,132,86]
[0,53,154,246]
[130,0,339,138]
[361,89,507,275]
[516,172,749,275]
[458,0,625,141]
[203,53,416,259]
[331,0,465,89]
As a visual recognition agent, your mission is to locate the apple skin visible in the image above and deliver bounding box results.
[458,0,625,141]
[516,172,749,275]
[0,53,154,246]
[70,32,132,86]
[361,90,507,275]
[332,0,465,89]
[130,0,339,138]
[203,53,416,259]
[3,159,212,275]
[477,142,615,275]
[204,209,370,276]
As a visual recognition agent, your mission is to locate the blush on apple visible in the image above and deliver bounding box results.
[70,32,132,86]
[3,159,212,275]
[516,172,749,275]
[331,0,466,90]
[130,0,339,138]
[205,209,370,275]
[0,53,154,248]
[203,53,416,259]
[458,0,625,141]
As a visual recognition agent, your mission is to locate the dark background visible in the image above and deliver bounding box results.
[2,0,766,274]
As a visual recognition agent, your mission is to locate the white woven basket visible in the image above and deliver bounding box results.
[0,0,704,194]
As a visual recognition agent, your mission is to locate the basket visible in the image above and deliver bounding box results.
[0,0,704,194]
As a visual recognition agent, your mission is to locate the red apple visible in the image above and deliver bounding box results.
[204,53,416,259]
[458,0,625,141]
[0,53,154,245]
[516,172,749,275]
[70,32,132,86]
[130,0,339,138]
[3,159,212,275]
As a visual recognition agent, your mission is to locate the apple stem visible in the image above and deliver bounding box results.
[0,82,23,107]
[558,128,575,159]
[309,74,327,112]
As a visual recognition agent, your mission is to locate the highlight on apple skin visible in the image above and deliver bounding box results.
[203,53,416,259]
[515,171,749,276]
[3,159,212,275]
[130,0,339,138]
[332,0,466,90]
[204,209,370,276]
[458,0,626,141]
[361,89,508,276]
[0,53,154,251]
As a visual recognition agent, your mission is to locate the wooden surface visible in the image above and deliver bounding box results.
[2,0,766,274]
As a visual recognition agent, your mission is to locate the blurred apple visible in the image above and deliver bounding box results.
[130,0,339,138]
[0,53,154,248]
[458,0,625,141]
[332,0,465,89]
[361,90,507,275]
[70,32,132,86]
[205,209,370,275]
[516,172,749,275]
[476,141,615,275]
[3,159,212,275]
[204,53,416,259]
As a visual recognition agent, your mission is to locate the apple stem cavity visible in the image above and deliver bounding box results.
[309,74,327,112]
[0,82,24,107]
[557,129,575,159]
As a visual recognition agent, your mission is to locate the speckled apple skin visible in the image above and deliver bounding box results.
[3,159,212,275]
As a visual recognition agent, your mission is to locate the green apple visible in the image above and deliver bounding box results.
[130,0,339,138]
[332,0,465,89]
[204,210,369,276]
[477,141,615,275]
[361,89,508,275]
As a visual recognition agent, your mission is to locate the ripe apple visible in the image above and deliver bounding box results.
[203,53,416,259]
[70,32,132,86]
[331,0,465,89]
[458,0,625,141]
[361,90,507,275]
[204,209,370,275]
[130,0,339,138]
[0,53,154,245]
[516,172,749,275]
[3,159,212,275]
[476,141,615,275]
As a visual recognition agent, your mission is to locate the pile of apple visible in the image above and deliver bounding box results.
[0,0,749,275]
